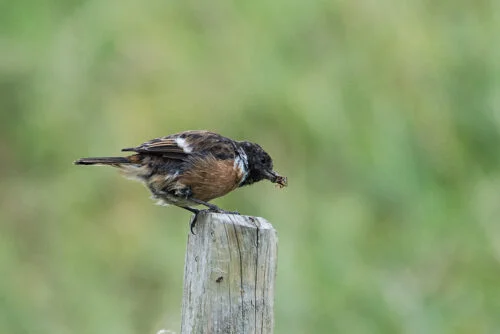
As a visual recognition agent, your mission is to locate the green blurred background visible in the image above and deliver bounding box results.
[2,0,500,333]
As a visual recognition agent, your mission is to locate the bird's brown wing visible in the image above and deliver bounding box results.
[122,137,190,160]
[121,130,237,160]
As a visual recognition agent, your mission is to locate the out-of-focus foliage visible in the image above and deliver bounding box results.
[1,0,500,333]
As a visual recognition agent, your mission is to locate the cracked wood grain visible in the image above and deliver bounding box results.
[180,212,278,334]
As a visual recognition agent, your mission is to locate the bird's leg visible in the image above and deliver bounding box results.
[189,198,240,215]
[189,199,221,211]
[176,186,238,213]
[180,206,200,215]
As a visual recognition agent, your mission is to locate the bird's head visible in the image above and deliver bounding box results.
[238,141,287,188]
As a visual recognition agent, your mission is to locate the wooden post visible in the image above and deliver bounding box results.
[180,212,278,334]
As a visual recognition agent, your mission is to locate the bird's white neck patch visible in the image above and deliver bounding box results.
[235,147,249,185]
[175,137,192,153]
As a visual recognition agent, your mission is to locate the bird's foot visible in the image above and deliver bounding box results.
[188,208,240,234]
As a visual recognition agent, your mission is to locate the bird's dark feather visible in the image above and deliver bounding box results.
[122,130,237,160]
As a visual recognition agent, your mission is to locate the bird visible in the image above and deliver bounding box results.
[74,130,287,233]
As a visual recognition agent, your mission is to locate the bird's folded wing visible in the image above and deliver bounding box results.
[122,137,189,160]
[121,130,236,160]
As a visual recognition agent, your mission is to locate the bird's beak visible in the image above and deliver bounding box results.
[264,170,288,188]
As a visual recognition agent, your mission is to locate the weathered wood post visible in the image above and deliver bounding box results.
[180,212,278,334]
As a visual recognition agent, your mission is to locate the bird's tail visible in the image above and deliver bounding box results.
[74,156,135,166]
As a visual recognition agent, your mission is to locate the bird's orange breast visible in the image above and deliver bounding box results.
[178,156,244,202]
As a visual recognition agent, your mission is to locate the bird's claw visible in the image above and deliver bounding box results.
[190,209,208,235]
[189,209,240,234]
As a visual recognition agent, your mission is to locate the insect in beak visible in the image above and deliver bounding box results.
[264,170,288,188]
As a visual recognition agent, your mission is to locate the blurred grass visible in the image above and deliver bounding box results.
[1,0,500,333]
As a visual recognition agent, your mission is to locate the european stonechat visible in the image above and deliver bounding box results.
[74,130,287,232]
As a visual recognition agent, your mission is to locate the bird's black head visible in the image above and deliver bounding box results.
[238,141,287,187]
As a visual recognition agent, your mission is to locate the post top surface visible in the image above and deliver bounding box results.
[196,212,275,231]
